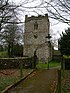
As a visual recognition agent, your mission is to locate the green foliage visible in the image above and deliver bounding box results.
[58,28,70,55]
[0,76,17,91]
[36,61,61,69]
[0,69,33,92]
[0,44,23,58]
[63,55,70,59]
[13,44,23,57]
[0,45,3,51]
[61,70,66,80]
[0,51,8,58]
[2,21,22,57]
[61,70,70,93]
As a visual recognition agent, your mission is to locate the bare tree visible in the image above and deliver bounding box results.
[19,0,70,25]
[41,0,70,25]
[1,0,70,28]
[2,19,21,57]
[0,0,24,48]
[1,0,69,52]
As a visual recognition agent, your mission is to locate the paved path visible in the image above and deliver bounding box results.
[9,69,58,93]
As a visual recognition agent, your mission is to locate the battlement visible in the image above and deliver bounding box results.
[25,14,49,22]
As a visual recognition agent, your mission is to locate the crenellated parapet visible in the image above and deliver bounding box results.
[25,14,49,22]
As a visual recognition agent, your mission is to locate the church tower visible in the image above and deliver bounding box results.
[24,14,52,62]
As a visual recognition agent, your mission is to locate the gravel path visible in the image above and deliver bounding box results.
[8,69,58,93]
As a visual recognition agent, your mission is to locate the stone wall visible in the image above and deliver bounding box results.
[24,14,52,62]
[0,57,33,69]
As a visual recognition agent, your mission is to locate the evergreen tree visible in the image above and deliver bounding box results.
[58,28,70,55]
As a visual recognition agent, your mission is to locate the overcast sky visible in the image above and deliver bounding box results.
[12,0,69,32]
[10,0,69,49]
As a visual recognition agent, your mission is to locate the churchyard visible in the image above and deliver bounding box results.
[0,58,61,92]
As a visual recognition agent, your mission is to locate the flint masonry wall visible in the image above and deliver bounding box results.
[24,14,52,62]
[0,57,32,69]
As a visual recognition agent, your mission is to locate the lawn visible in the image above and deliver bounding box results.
[36,61,61,69]
[0,69,33,92]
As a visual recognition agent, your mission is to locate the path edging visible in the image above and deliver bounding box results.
[1,69,36,93]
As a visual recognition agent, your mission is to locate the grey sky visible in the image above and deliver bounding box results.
[10,0,69,49]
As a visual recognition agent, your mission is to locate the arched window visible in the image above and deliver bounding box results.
[34,21,38,30]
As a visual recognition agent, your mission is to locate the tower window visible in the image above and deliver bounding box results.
[34,21,38,30]
[34,34,38,39]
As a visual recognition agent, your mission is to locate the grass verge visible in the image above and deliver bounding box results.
[0,69,33,92]
[36,61,61,69]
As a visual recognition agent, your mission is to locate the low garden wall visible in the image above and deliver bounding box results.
[0,57,33,69]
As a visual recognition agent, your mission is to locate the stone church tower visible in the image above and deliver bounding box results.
[24,14,52,62]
